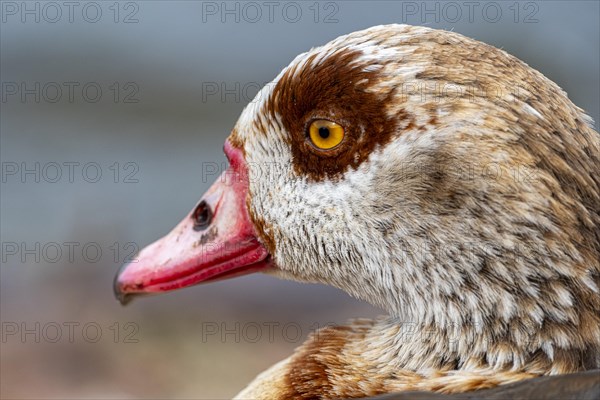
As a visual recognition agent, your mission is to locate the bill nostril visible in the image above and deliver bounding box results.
[192,200,212,231]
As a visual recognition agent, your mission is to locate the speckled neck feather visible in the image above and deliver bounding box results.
[229,24,599,398]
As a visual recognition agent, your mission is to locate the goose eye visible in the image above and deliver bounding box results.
[308,120,344,150]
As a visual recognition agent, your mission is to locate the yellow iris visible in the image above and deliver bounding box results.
[308,120,345,150]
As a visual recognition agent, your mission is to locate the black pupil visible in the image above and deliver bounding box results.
[318,127,330,139]
[192,200,212,231]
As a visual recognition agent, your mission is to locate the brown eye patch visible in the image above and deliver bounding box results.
[265,48,404,182]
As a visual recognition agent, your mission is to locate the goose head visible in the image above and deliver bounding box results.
[115,25,599,356]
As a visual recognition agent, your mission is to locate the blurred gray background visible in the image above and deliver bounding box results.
[1,1,598,398]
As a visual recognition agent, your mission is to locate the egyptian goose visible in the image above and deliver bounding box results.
[114,25,600,399]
